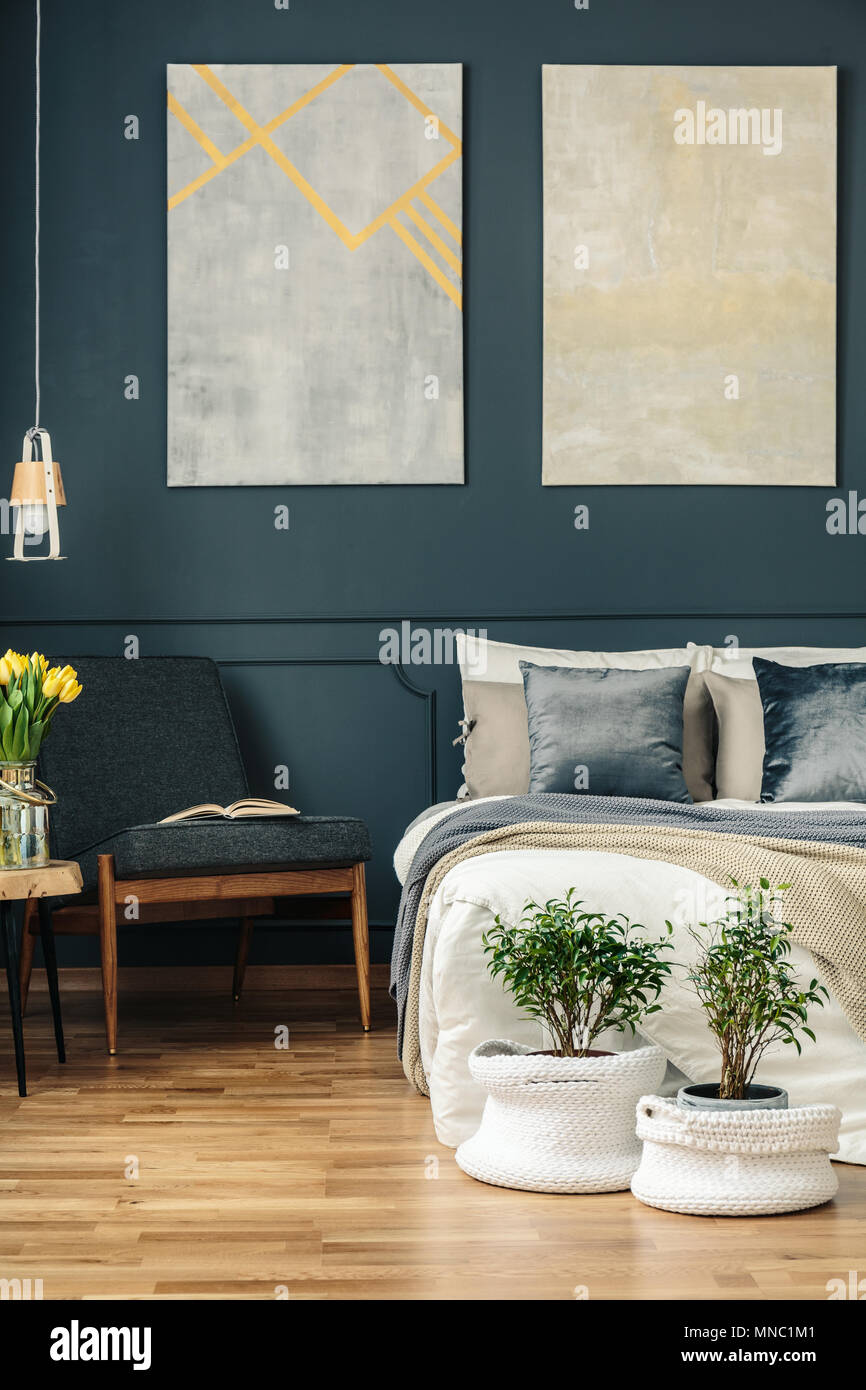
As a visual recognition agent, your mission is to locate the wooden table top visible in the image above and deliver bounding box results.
[0,860,83,901]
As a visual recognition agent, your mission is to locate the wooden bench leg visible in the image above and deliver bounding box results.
[18,899,37,1013]
[98,855,118,1055]
[350,862,371,1031]
[233,917,254,1001]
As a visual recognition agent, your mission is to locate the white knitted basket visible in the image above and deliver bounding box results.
[455,1041,666,1194]
[631,1096,841,1216]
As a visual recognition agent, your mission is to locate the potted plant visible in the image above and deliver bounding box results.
[0,651,82,869]
[454,891,673,1193]
[677,878,827,1111]
[631,880,841,1217]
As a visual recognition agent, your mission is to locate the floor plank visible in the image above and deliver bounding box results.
[1,984,864,1301]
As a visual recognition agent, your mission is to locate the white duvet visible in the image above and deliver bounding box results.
[395,801,866,1164]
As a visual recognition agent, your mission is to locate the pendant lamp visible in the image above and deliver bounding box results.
[9,0,66,562]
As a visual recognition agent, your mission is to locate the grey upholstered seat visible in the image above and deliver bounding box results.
[74,818,372,893]
[38,657,371,893]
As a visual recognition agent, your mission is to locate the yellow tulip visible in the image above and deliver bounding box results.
[6,651,25,678]
[42,667,63,698]
[0,657,10,685]
[54,664,78,685]
[58,679,82,704]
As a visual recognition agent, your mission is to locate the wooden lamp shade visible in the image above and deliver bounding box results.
[10,456,66,507]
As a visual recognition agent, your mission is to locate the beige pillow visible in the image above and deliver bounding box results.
[462,681,529,798]
[460,662,715,803]
[682,671,715,802]
[704,672,764,801]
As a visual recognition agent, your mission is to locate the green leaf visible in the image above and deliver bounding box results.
[10,707,29,760]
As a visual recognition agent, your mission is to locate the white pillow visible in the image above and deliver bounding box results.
[708,645,866,680]
[456,634,712,682]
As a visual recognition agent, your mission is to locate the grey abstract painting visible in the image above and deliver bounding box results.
[167,63,463,485]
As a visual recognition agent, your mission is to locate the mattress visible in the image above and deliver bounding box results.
[394,798,866,1163]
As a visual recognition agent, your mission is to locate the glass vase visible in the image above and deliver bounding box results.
[0,761,52,869]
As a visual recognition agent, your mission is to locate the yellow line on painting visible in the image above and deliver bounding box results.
[404,203,462,277]
[167,135,254,210]
[353,146,460,245]
[169,65,353,214]
[166,65,465,311]
[191,64,357,245]
[419,189,462,247]
[263,64,355,131]
[167,63,464,264]
[375,64,462,151]
[167,91,225,164]
[389,216,462,309]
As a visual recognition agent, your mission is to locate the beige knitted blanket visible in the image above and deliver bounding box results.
[402,822,866,1094]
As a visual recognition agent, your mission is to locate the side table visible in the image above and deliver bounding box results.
[0,860,82,1096]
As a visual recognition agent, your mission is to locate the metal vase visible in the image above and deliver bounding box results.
[0,761,55,869]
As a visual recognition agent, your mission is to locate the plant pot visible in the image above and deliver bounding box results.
[631,1096,841,1216]
[677,1082,788,1112]
[0,761,53,869]
[455,1039,666,1194]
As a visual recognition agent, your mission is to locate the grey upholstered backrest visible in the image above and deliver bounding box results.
[38,657,249,858]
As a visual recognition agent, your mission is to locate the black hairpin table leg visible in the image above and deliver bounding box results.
[37,898,65,1064]
[2,900,27,1097]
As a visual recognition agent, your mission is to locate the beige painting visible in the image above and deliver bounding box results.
[542,66,837,485]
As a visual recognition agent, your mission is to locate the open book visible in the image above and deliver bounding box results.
[160,798,299,824]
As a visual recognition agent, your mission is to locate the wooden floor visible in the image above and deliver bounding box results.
[1,976,864,1301]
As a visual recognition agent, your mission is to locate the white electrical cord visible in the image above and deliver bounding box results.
[34,0,40,428]
[10,0,62,561]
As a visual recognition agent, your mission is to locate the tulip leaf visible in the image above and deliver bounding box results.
[10,708,28,760]
[28,721,45,759]
[1,718,16,759]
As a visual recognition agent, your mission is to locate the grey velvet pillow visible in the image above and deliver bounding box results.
[755,657,866,802]
[519,662,692,802]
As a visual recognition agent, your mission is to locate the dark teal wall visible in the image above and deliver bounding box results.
[2,0,865,967]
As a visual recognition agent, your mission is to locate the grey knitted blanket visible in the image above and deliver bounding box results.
[390,793,866,1057]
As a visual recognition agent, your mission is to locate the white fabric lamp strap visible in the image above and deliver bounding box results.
[13,427,62,561]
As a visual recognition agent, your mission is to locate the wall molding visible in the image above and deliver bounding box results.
[0,622,439,810]
[219,657,437,804]
[7,609,866,815]
[6,611,866,624]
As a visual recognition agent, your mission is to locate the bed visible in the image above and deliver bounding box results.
[390,636,866,1167]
